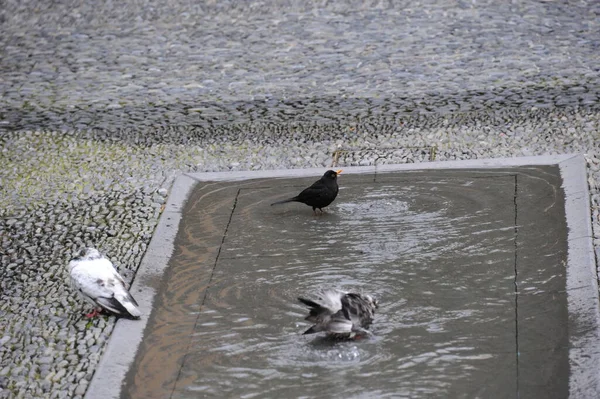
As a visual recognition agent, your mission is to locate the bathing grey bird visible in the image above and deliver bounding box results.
[298,290,378,339]
[271,170,342,214]
[68,248,141,319]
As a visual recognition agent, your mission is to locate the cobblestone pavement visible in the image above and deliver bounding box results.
[1,1,599,398]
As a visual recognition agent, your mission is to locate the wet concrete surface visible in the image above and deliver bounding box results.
[121,166,572,398]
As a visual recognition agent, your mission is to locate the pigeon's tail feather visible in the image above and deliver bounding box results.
[271,197,299,206]
[96,296,130,317]
[127,292,140,308]
[303,325,323,335]
[97,294,141,319]
[120,293,142,318]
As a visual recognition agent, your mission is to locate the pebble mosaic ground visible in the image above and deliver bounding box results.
[1,1,599,398]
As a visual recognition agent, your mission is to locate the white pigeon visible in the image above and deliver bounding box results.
[298,289,378,339]
[68,247,141,319]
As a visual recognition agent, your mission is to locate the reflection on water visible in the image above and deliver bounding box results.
[173,177,523,398]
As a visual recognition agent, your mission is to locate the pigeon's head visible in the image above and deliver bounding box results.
[323,169,343,180]
[364,294,379,309]
[74,247,101,261]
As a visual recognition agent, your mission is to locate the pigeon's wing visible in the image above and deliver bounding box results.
[298,297,336,323]
[316,290,345,312]
[326,308,353,334]
[71,258,141,318]
[298,289,344,322]
[112,270,140,308]
[70,261,122,307]
[299,290,354,334]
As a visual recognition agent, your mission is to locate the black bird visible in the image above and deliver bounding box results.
[298,290,378,339]
[271,170,342,214]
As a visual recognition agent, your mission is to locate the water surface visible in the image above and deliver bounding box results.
[124,168,568,399]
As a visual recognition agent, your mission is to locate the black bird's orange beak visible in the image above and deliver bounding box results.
[336,169,343,175]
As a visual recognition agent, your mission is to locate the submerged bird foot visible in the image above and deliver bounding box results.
[352,328,374,340]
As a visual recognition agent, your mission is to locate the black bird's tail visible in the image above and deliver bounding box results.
[271,197,298,206]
